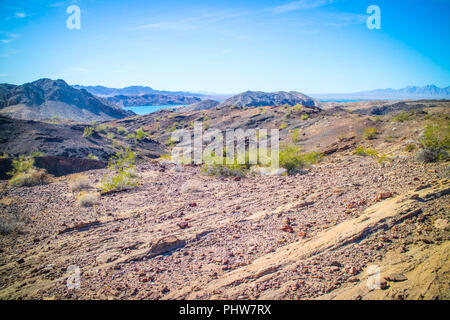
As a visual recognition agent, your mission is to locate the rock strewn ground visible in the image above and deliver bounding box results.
[0,150,448,300]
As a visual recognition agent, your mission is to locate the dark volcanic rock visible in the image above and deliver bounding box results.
[353,102,430,116]
[220,91,318,108]
[34,156,107,177]
[0,158,12,180]
[0,78,135,122]
[0,116,165,162]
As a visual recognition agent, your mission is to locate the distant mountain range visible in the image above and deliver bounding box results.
[311,85,450,101]
[73,84,204,98]
[0,79,134,122]
[106,94,201,107]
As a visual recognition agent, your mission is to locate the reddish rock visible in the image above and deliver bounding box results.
[281,224,294,233]
[177,221,189,229]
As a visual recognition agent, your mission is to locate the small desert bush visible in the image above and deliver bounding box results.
[391,111,415,122]
[126,133,136,141]
[31,151,43,158]
[95,124,107,133]
[87,153,99,160]
[117,127,128,135]
[68,174,91,191]
[107,132,114,140]
[83,126,94,138]
[416,120,449,162]
[353,146,389,164]
[290,128,300,144]
[279,122,288,130]
[100,147,139,192]
[136,127,147,140]
[201,162,247,177]
[77,191,98,207]
[301,114,309,121]
[7,155,50,187]
[354,146,378,157]
[9,169,48,187]
[363,127,378,140]
[279,145,322,174]
[200,151,258,177]
[8,155,34,176]
[405,144,416,152]
[0,211,27,235]
[293,104,302,112]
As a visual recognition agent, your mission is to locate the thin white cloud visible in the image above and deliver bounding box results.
[134,10,249,31]
[323,12,366,27]
[271,0,333,14]
[15,12,27,18]
[0,32,19,44]
[48,0,78,8]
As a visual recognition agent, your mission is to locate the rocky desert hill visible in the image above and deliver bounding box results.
[220,91,318,108]
[0,98,448,300]
[0,79,134,122]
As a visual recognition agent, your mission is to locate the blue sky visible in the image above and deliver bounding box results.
[0,0,449,94]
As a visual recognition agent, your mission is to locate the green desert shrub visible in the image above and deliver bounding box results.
[279,145,322,174]
[136,127,147,140]
[83,126,94,138]
[6,155,43,187]
[87,153,99,161]
[117,126,128,135]
[353,146,389,164]
[107,132,114,140]
[391,111,415,122]
[9,167,49,187]
[126,133,136,141]
[77,191,99,207]
[405,144,416,152]
[354,146,378,157]
[279,122,288,130]
[68,174,91,191]
[363,127,378,140]
[300,114,309,121]
[201,162,247,177]
[8,155,34,177]
[416,120,449,162]
[31,151,43,158]
[290,128,300,144]
[293,104,302,112]
[95,124,107,133]
[7,155,51,186]
[100,147,139,193]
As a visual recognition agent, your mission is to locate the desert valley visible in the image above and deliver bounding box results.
[0,79,448,300]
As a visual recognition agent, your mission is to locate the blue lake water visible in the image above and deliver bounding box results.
[124,105,186,115]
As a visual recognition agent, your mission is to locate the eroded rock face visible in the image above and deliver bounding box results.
[0,78,135,122]
[0,156,107,179]
[33,156,107,177]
